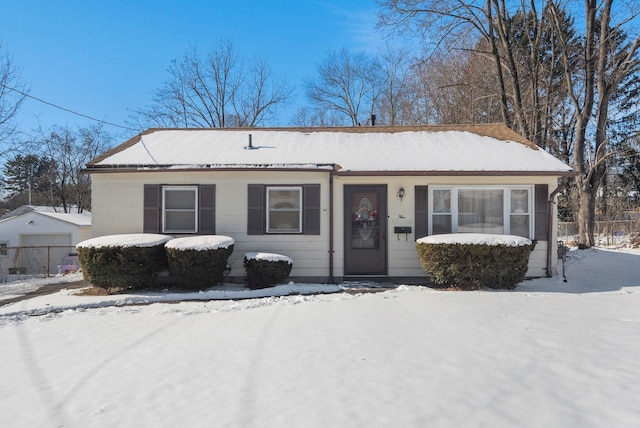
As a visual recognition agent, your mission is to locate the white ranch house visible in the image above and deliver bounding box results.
[85,124,573,283]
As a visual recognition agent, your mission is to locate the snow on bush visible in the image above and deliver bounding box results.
[165,235,235,290]
[244,252,293,264]
[76,233,172,248]
[244,252,293,289]
[164,235,235,251]
[416,233,535,290]
[76,234,172,290]
[417,233,532,247]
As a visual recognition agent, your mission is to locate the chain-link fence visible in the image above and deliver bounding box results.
[0,246,79,282]
[558,220,640,246]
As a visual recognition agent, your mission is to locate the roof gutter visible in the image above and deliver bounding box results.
[546,176,569,277]
[82,164,338,174]
[336,170,575,177]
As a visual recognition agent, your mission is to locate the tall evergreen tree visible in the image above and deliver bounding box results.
[1,154,55,206]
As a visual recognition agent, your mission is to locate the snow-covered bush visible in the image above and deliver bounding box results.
[244,252,293,289]
[77,234,171,291]
[415,234,535,290]
[630,233,640,248]
[165,235,234,290]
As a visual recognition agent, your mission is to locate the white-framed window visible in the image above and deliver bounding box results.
[0,242,8,257]
[162,186,198,233]
[266,186,302,233]
[430,186,533,238]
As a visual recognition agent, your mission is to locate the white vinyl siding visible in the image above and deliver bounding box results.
[89,172,556,279]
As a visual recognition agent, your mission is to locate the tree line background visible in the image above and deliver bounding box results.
[0,0,639,248]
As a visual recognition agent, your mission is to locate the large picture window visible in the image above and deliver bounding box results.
[458,189,504,234]
[266,186,302,233]
[429,186,533,237]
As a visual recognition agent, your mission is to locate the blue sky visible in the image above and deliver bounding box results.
[2,0,385,139]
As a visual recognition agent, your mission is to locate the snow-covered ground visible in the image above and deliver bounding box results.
[1,246,639,427]
[0,273,86,302]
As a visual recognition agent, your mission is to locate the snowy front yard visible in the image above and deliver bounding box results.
[1,247,639,427]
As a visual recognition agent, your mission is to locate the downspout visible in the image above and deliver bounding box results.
[329,167,335,283]
[546,176,568,277]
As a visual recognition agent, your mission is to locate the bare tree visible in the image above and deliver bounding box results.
[550,0,640,247]
[378,0,515,124]
[233,54,292,127]
[291,107,345,127]
[375,45,422,125]
[598,167,638,246]
[305,48,381,126]
[412,45,504,125]
[377,0,575,150]
[0,41,28,145]
[379,0,640,247]
[26,124,113,212]
[131,41,292,128]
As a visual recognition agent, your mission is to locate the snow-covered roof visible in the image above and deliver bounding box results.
[0,206,91,227]
[88,124,573,174]
[38,211,92,227]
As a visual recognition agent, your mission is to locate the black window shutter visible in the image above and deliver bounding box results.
[535,184,549,241]
[247,184,265,235]
[199,185,216,234]
[303,184,321,235]
[415,186,429,239]
[143,184,161,233]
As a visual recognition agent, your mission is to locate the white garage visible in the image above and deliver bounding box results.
[0,206,91,275]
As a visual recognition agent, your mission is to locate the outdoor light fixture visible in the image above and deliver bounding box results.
[397,187,406,202]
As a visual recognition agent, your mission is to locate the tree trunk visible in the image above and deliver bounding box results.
[486,4,512,128]
[576,176,596,247]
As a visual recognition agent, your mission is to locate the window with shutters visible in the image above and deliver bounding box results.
[144,184,216,235]
[266,186,302,233]
[248,184,320,235]
[163,186,198,233]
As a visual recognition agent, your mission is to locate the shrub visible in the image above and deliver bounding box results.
[244,252,293,289]
[165,235,235,290]
[630,232,640,249]
[77,234,171,290]
[415,234,535,290]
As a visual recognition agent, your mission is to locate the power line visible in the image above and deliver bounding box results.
[0,82,138,131]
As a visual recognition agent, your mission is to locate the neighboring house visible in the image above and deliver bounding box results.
[0,206,91,275]
[85,124,573,283]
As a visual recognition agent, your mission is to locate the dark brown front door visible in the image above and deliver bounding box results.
[344,185,387,275]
